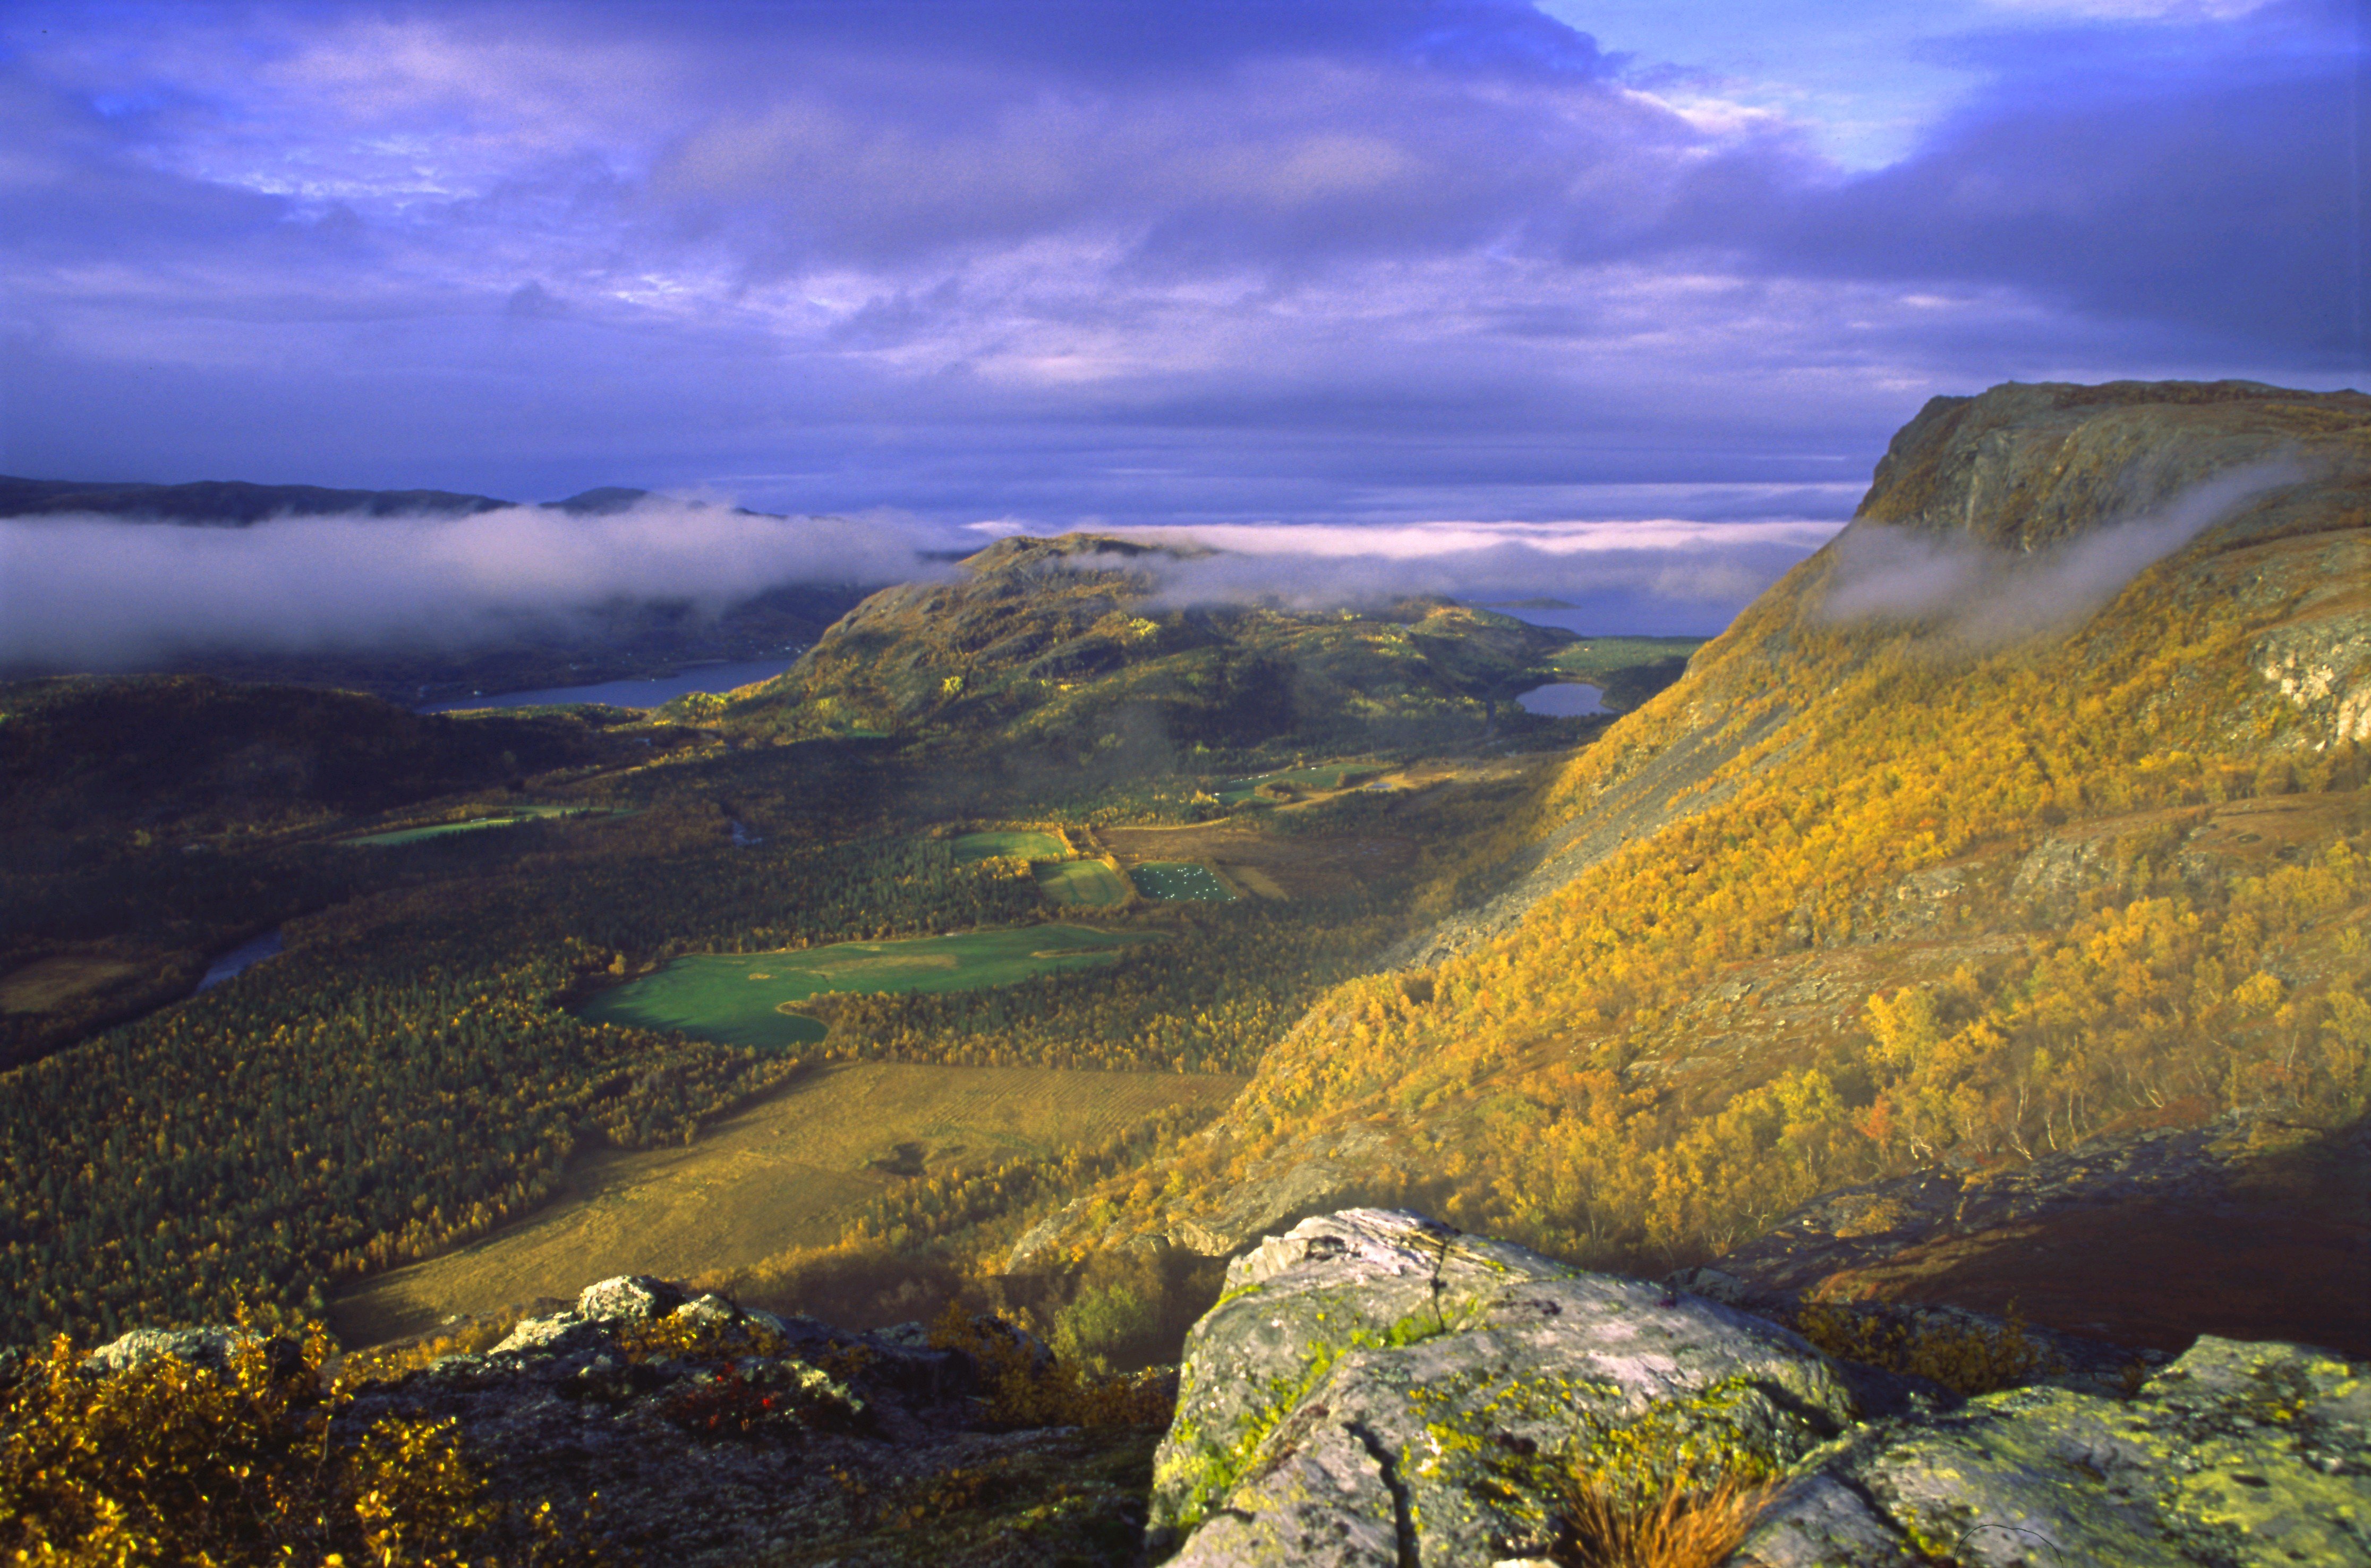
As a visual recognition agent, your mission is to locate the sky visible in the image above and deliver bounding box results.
[0,0,2362,645]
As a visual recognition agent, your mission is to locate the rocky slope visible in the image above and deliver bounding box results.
[53,1217,2366,1565]
[41,1275,1167,1567]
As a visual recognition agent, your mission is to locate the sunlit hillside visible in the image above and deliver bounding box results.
[1036,380,2371,1274]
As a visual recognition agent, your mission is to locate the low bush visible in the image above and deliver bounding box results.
[0,1328,595,1566]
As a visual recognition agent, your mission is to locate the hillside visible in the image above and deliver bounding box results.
[724,532,1599,760]
[1025,379,2371,1353]
[0,676,635,1068]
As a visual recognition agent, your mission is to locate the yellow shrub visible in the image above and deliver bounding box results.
[1792,1300,2053,1395]
[0,1329,595,1566]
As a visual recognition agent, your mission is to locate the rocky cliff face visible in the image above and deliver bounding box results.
[1152,1208,2371,1567]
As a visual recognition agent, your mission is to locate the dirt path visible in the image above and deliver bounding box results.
[331,1061,1244,1346]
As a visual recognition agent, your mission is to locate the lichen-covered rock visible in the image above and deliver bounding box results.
[1153,1210,2370,1566]
[82,1324,257,1375]
[574,1274,686,1324]
[1747,1335,2371,1566]
[1149,1208,1863,1565]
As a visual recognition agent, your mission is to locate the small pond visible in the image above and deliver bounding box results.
[1513,683,1607,717]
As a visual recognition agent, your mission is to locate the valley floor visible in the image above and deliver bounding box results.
[330,1061,1244,1346]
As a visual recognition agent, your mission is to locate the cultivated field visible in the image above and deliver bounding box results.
[1128,861,1235,901]
[329,1060,1247,1345]
[1098,822,1414,899]
[574,923,1163,1048]
[1034,858,1132,906]
[1214,763,1381,805]
[951,829,1068,862]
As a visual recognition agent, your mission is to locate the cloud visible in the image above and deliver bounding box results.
[1819,459,2306,641]
[0,499,948,669]
[0,0,2355,543]
[1047,517,1840,630]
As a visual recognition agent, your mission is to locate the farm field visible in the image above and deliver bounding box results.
[1214,763,1380,805]
[1129,861,1235,901]
[1099,822,1414,899]
[951,829,1068,862]
[342,804,611,847]
[328,1060,1248,1346]
[1034,858,1132,906]
[574,923,1163,1049]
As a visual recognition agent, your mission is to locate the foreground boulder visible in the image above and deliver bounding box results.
[1150,1209,1869,1564]
[1151,1209,2371,1566]
[1746,1336,2371,1567]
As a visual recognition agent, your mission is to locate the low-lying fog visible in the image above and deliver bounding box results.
[0,502,1845,670]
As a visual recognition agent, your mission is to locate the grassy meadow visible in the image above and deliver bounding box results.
[574,923,1164,1048]
[1036,859,1134,906]
[329,1060,1247,1345]
[952,829,1070,861]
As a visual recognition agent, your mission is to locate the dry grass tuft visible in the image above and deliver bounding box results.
[1551,1455,1777,1568]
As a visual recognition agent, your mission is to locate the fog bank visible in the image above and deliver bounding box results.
[0,501,941,669]
[1819,463,2306,644]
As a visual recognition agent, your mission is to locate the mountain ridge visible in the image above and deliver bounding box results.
[1021,380,2370,1360]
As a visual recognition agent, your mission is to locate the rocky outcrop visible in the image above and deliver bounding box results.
[79,1275,1156,1568]
[1744,1336,2371,1568]
[1151,1209,2371,1567]
[1150,1209,1873,1564]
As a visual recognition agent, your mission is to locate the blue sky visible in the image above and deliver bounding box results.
[0,0,2361,638]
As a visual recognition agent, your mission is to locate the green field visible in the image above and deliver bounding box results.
[1129,861,1236,901]
[1215,765,1380,805]
[575,924,1163,1050]
[1034,858,1133,907]
[951,829,1069,862]
[343,804,609,847]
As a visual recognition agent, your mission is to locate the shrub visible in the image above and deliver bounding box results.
[927,1302,1174,1429]
[1791,1299,2054,1395]
[0,1328,594,1566]
[1547,1412,1778,1568]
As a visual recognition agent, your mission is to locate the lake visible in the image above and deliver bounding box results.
[1514,683,1606,717]
[419,658,792,713]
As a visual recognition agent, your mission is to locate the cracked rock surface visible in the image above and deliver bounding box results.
[1149,1209,2371,1567]
[1149,1209,1865,1565]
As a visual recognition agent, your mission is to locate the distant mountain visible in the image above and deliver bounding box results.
[0,474,513,525]
[0,474,806,526]
[722,531,1622,760]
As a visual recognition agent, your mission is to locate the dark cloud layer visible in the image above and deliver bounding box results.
[0,0,2357,634]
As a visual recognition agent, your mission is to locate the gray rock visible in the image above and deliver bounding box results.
[1153,1210,2371,1566]
[83,1324,254,1375]
[1748,1335,2371,1567]
[489,1310,603,1359]
[575,1275,685,1324]
[1151,1209,1862,1565]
